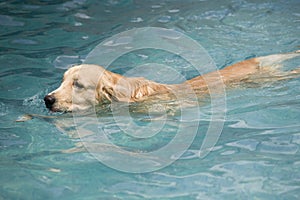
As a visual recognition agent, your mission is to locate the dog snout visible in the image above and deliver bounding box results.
[44,94,56,109]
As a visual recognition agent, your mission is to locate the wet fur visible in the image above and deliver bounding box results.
[45,51,300,112]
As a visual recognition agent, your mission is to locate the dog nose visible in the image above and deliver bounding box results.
[44,95,56,109]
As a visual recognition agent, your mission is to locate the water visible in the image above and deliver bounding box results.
[1,0,300,199]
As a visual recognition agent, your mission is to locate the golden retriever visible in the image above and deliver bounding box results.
[44,51,300,112]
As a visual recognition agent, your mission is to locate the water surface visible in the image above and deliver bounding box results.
[1,0,300,199]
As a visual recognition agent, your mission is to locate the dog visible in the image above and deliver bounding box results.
[44,51,300,112]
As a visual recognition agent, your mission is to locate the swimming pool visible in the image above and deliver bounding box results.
[1,0,300,199]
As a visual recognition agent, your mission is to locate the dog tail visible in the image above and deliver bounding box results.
[257,50,300,68]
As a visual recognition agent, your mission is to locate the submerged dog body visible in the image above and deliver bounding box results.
[44,51,300,112]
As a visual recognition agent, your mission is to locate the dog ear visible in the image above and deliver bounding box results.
[96,71,132,103]
[107,79,134,102]
[96,71,167,103]
[101,84,132,102]
[101,85,115,102]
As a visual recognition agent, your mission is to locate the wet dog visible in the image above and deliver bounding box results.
[44,51,300,112]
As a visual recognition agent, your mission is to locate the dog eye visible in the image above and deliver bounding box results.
[73,80,84,89]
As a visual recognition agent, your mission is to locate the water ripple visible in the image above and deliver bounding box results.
[0,15,24,26]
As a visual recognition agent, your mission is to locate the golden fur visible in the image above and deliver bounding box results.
[44,51,300,112]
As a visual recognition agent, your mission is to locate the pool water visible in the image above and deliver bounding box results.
[1,0,300,199]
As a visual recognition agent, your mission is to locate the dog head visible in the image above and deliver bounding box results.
[44,64,166,112]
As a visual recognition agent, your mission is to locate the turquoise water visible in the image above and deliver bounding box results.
[1,0,300,199]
